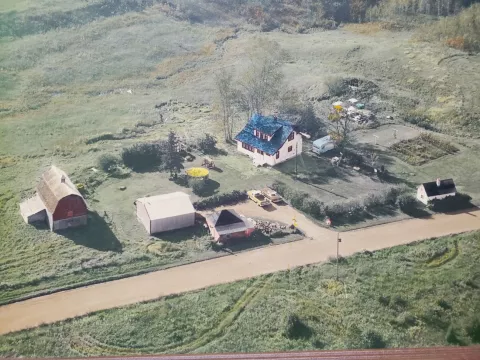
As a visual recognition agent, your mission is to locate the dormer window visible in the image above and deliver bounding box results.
[254,129,269,140]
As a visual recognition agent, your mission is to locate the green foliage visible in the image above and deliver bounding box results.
[467,317,480,343]
[284,313,312,339]
[361,330,386,349]
[189,178,207,196]
[193,190,248,210]
[121,142,165,171]
[446,324,461,345]
[198,133,218,154]
[97,154,121,173]
[163,131,184,176]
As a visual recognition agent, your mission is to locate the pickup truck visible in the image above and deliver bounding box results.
[261,188,282,203]
[247,190,270,207]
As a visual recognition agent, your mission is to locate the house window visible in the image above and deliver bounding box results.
[288,146,293,152]
[288,132,294,141]
[242,142,254,152]
[276,151,280,159]
[257,149,264,155]
[67,210,73,218]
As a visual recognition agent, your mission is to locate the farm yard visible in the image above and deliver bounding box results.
[1,231,479,356]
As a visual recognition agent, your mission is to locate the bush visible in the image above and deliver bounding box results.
[302,198,325,219]
[189,178,207,196]
[198,133,217,154]
[361,330,386,349]
[326,77,348,97]
[98,154,121,173]
[446,324,461,345]
[193,190,247,210]
[397,193,416,210]
[121,142,165,171]
[467,317,480,343]
[284,313,312,339]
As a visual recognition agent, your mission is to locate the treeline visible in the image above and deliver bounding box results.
[415,4,480,52]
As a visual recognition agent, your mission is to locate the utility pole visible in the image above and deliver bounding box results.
[295,142,298,180]
[336,232,342,281]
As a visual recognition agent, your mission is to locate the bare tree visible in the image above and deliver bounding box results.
[238,38,286,118]
[214,68,236,141]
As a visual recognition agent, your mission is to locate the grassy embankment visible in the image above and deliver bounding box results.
[1,231,479,356]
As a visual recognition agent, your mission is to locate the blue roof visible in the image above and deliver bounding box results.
[235,114,294,156]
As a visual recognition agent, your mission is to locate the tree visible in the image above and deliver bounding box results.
[198,133,217,154]
[238,39,286,118]
[214,68,236,141]
[328,108,354,149]
[163,131,183,177]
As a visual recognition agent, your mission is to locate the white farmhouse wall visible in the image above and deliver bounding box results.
[417,186,428,205]
[136,202,151,234]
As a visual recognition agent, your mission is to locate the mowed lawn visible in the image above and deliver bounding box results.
[1,231,479,356]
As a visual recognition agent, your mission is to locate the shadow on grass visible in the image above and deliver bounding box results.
[225,231,272,252]
[195,179,220,197]
[153,223,209,244]
[59,211,122,252]
[431,194,477,214]
[401,205,432,218]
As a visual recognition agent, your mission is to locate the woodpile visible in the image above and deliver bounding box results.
[255,220,287,235]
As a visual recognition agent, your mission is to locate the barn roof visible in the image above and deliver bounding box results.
[235,114,294,156]
[36,165,84,214]
[136,192,194,220]
[421,178,456,198]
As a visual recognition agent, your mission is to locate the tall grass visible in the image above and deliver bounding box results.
[1,231,479,355]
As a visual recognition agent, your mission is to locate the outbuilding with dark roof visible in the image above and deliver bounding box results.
[417,178,457,205]
[205,209,255,243]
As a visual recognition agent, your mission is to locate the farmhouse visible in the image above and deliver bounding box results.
[20,165,88,231]
[205,209,255,244]
[417,178,457,205]
[235,114,302,166]
[135,192,195,235]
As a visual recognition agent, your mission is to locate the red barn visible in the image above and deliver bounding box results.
[20,165,87,231]
[205,209,255,244]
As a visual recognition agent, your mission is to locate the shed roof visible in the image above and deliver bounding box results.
[235,114,294,156]
[36,165,84,213]
[206,209,253,236]
[421,179,456,197]
[137,192,194,220]
[20,194,45,220]
[313,135,334,148]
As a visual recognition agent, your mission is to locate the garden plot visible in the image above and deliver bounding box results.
[353,125,420,148]
[390,133,459,166]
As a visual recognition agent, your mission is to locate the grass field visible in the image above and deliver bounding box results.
[1,231,479,356]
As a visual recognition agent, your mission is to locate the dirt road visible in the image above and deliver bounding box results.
[1,202,479,336]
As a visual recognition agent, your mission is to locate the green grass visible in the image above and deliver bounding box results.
[1,231,479,356]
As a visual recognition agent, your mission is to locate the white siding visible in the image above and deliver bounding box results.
[150,212,195,234]
[52,215,87,231]
[236,132,302,167]
[136,202,151,234]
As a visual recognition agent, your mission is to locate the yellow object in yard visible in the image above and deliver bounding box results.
[333,104,343,111]
[186,167,209,178]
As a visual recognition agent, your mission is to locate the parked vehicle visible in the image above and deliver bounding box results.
[312,135,336,155]
[247,190,270,207]
[261,188,282,203]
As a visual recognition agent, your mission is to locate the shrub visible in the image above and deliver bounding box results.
[284,313,312,339]
[467,317,480,343]
[98,154,121,173]
[121,142,165,171]
[446,324,462,345]
[302,198,325,219]
[189,178,207,196]
[198,133,217,154]
[361,330,386,349]
[193,190,247,210]
[326,77,348,97]
[397,193,416,210]
[378,295,391,306]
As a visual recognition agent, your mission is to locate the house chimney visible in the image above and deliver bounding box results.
[436,178,441,187]
[61,175,66,184]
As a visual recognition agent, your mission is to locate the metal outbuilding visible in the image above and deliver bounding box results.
[136,192,195,235]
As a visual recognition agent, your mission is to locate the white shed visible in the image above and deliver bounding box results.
[136,192,195,235]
